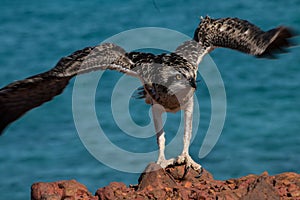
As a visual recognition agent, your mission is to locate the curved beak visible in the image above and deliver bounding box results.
[188,77,197,89]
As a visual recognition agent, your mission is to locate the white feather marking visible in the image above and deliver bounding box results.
[219,25,226,32]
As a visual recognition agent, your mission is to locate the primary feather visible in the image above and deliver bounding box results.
[0,44,135,134]
[194,16,294,58]
[0,16,296,135]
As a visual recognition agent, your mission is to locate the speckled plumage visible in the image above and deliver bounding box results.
[126,51,197,111]
[0,16,295,173]
[194,16,293,58]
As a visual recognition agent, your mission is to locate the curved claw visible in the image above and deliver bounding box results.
[176,154,202,171]
[195,167,204,178]
[181,165,190,180]
[177,155,203,179]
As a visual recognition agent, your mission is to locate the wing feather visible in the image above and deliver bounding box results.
[0,43,137,134]
[0,73,71,134]
[194,16,295,58]
[174,40,210,66]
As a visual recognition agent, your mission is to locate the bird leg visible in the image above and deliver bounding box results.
[176,96,202,171]
[152,104,175,168]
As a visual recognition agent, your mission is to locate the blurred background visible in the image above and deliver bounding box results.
[0,0,299,199]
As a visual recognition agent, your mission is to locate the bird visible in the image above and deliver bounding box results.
[0,16,295,173]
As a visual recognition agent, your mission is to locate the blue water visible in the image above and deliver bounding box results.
[1,0,300,199]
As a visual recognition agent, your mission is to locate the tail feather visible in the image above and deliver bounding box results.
[132,86,146,99]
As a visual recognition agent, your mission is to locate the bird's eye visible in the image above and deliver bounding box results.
[176,74,182,80]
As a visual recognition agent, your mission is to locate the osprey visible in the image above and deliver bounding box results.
[0,17,294,174]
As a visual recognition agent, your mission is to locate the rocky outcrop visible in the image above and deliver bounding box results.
[31,163,300,200]
[31,179,98,200]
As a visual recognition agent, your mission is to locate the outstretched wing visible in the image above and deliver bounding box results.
[194,16,294,58]
[0,43,136,134]
[0,73,72,134]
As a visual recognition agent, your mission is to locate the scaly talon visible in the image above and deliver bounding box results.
[156,158,176,168]
[176,154,202,171]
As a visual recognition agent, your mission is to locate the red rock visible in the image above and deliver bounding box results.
[31,165,300,200]
[31,180,97,200]
[138,163,177,190]
[95,182,132,200]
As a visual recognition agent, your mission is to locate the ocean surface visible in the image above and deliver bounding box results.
[0,0,300,199]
